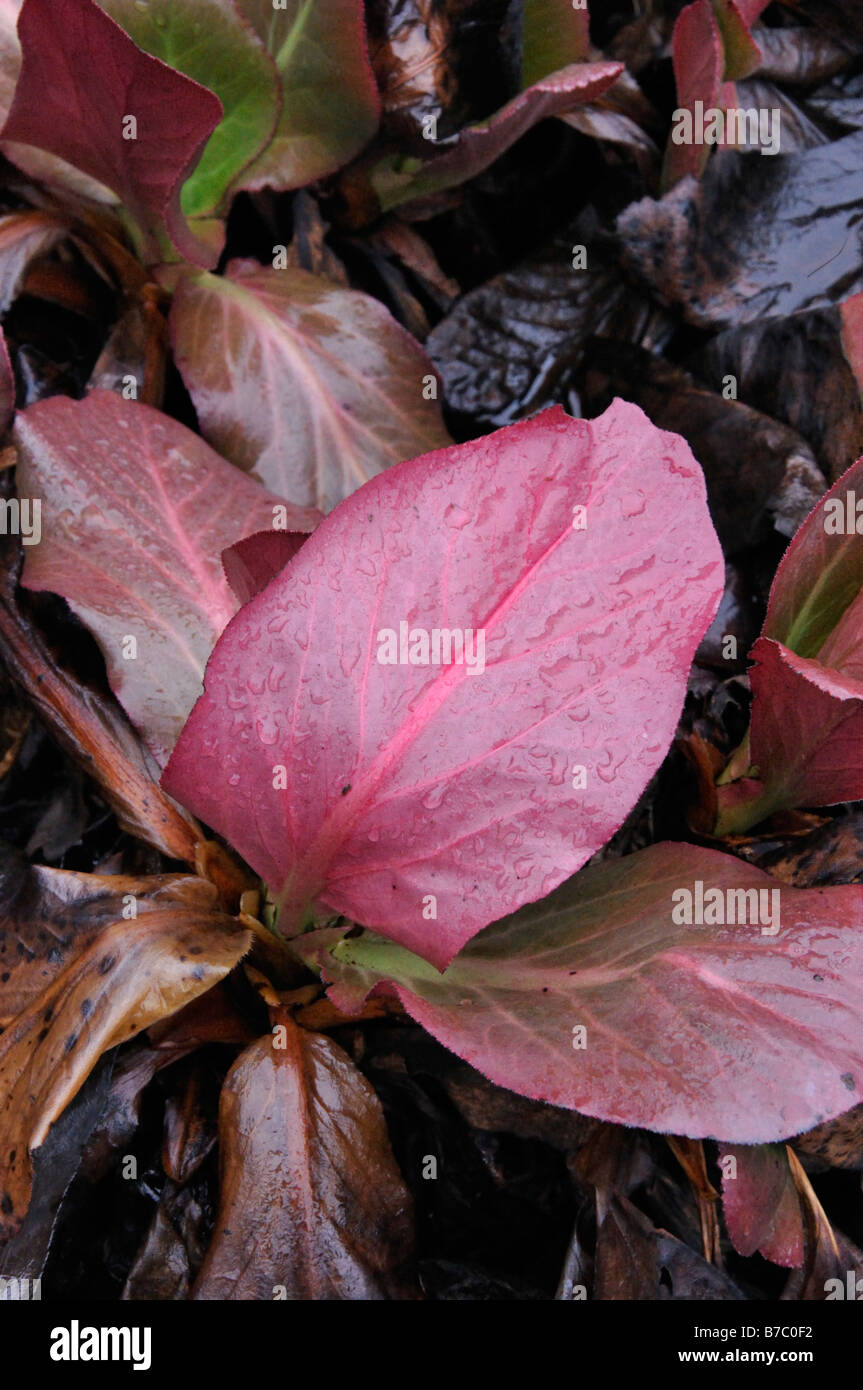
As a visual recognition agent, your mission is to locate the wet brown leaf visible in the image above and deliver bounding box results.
[0,849,220,1025]
[0,906,250,1236]
[193,1015,415,1300]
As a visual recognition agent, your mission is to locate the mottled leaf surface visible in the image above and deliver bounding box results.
[306,842,863,1142]
[620,132,863,332]
[193,1017,414,1299]
[0,850,218,1025]
[164,402,723,966]
[15,391,318,765]
[0,906,250,1235]
[170,260,451,512]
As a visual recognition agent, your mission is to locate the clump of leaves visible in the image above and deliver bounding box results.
[0,0,861,1303]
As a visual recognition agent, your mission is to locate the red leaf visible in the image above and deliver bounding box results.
[221,530,308,607]
[15,391,319,766]
[720,1144,805,1267]
[716,455,863,832]
[0,0,223,266]
[164,401,723,966]
[665,0,765,187]
[304,842,863,1142]
[372,60,623,214]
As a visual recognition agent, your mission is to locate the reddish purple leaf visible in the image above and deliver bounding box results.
[372,60,623,214]
[720,1144,804,1267]
[0,0,223,266]
[716,455,863,832]
[717,637,863,832]
[304,842,863,1142]
[14,391,319,766]
[221,531,308,607]
[164,401,723,967]
[665,0,766,187]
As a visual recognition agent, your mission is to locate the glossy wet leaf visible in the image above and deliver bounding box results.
[193,1017,414,1299]
[0,904,250,1236]
[720,1144,804,1266]
[0,0,223,266]
[15,390,318,766]
[164,401,723,967]
[694,306,863,483]
[306,841,863,1142]
[621,132,863,332]
[232,0,379,192]
[100,0,280,217]
[170,260,451,513]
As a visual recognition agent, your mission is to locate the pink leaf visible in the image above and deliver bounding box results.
[304,842,863,1142]
[170,261,452,513]
[720,1144,804,1267]
[221,531,308,607]
[372,61,623,214]
[0,0,223,266]
[163,401,723,967]
[665,0,764,187]
[15,391,319,766]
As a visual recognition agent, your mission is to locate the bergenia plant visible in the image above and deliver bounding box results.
[0,0,862,1307]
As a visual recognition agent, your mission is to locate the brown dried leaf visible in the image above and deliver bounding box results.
[0,906,250,1236]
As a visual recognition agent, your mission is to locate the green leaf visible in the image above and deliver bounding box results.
[100,0,281,217]
[232,0,380,191]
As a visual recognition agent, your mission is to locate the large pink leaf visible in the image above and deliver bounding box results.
[14,391,319,766]
[163,401,723,967]
[0,0,223,266]
[170,261,452,513]
[371,61,623,214]
[303,842,863,1142]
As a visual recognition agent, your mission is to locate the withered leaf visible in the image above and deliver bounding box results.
[0,850,219,1025]
[193,1016,415,1300]
[0,906,250,1236]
